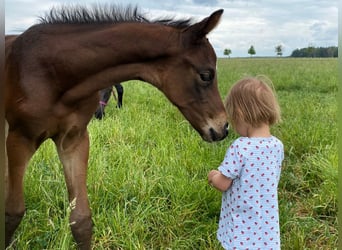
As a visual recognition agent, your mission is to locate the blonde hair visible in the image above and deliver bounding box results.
[224,76,281,129]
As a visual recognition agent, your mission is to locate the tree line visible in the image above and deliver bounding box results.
[223,45,338,58]
[290,46,338,57]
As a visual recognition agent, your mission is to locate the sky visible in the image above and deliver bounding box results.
[5,0,338,57]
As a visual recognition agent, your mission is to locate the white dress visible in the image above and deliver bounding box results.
[217,136,284,250]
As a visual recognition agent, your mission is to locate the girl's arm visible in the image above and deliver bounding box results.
[208,170,232,192]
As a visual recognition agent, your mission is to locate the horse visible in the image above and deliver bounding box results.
[94,83,124,120]
[5,5,228,249]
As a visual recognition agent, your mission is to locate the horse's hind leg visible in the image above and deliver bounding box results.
[54,128,92,250]
[5,130,36,247]
[115,83,123,108]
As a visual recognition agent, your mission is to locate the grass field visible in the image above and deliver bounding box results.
[8,58,337,249]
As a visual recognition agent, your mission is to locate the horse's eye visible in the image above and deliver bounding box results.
[200,71,212,81]
[199,70,214,85]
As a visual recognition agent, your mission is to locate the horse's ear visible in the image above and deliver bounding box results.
[182,9,223,45]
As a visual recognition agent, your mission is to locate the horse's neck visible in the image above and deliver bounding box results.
[49,23,179,104]
[54,23,177,73]
[97,24,179,62]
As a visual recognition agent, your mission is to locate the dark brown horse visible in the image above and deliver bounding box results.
[5,5,228,249]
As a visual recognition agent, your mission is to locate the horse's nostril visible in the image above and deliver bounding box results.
[209,127,217,141]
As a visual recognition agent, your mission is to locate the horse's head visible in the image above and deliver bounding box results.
[152,9,228,142]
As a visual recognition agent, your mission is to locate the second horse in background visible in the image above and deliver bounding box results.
[94,83,124,119]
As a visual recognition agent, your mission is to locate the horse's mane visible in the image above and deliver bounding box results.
[38,4,194,29]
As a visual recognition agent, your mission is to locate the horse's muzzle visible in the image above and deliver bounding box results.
[207,122,229,142]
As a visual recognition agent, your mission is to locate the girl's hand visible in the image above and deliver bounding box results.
[208,170,232,192]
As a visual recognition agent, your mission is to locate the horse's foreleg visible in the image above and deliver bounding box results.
[55,129,92,250]
[5,130,36,247]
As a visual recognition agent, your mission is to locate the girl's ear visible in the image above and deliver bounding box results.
[181,9,223,45]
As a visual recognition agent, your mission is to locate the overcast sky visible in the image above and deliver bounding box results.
[5,0,338,57]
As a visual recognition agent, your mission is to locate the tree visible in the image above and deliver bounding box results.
[248,45,256,56]
[224,48,232,58]
[275,45,283,56]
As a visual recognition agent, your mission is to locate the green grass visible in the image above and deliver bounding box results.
[8,58,337,249]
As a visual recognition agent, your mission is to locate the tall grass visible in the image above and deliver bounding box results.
[8,58,337,249]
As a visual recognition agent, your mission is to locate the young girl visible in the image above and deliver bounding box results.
[208,76,284,249]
